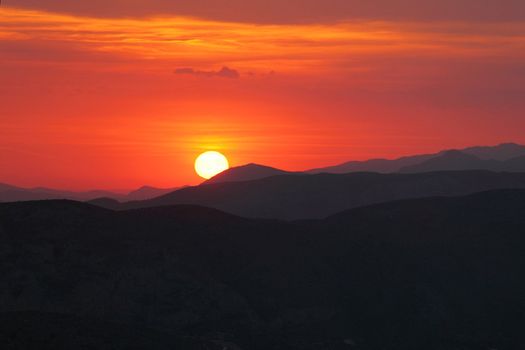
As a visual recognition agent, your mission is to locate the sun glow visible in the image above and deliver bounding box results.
[195,151,230,179]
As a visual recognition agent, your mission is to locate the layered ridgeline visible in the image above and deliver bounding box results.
[199,143,525,183]
[0,183,180,203]
[114,170,525,219]
[3,143,525,204]
[307,142,525,174]
[399,149,525,173]
[1,190,524,349]
[0,183,125,203]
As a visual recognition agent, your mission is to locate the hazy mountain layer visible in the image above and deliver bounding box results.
[3,143,525,203]
[307,142,525,174]
[0,184,178,203]
[117,170,525,220]
[400,150,525,173]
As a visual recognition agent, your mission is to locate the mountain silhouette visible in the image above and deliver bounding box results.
[3,143,525,204]
[0,184,180,203]
[125,185,182,201]
[400,150,499,172]
[0,183,19,192]
[0,184,125,202]
[1,190,524,349]
[462,142,525,160]
[115,170,525,219]
[401,150,525,173]
[307,153,436,174]
[205,163,293,184]
[308,142,525,174]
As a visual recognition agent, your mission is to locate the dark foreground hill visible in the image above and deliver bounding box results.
[116,170,525,219]
[1,190,525,349]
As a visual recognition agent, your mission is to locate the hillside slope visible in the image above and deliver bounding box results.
[1,191,525,349]
[118,170,525,219]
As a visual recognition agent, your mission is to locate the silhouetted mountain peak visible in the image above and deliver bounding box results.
[400,150,497,173]
[463,142,525,161]
[232,163,279,170]
[308,142,525,174]
[126,185,182,201]
[127,185,159,196]
[500,142,521,147]
[438,149,478,159]
[204,163,291,184]
[232,163,275,170]
[137,185,156,191]
[0,183,20,192]
[490,142,523,149]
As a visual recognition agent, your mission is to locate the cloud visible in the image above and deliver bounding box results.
[7,0,525,23]
[216,67,240,79]
[174,67,240,79]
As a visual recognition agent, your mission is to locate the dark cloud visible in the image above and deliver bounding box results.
[7,0,525,23]
[216,67,240,79]
[174,66,240,79]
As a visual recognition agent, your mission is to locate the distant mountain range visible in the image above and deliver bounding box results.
[200,142,525,185]
[307,142,525,174]
[1,189,524,349]
[125,185,183,201]
[0,184,123,203]
[400,149,525,173]
[0,184,180,203]
[3,142,525,205]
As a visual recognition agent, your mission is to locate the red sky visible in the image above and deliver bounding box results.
[1,1,525,190]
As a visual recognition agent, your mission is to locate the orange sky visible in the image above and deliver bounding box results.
[1,3,525,190]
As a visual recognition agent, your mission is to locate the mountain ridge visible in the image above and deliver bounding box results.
[3,143,525,203]
[0,184,182,203]
[204,163,294,184]
[308,142,525,174]
[401,149,525,173]
[113,170,525,220]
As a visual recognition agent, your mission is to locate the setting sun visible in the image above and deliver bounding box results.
[195,151,230,179]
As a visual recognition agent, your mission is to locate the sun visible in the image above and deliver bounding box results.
[195,151,230,179]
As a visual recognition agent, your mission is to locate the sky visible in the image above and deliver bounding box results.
[1,1,524,190]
